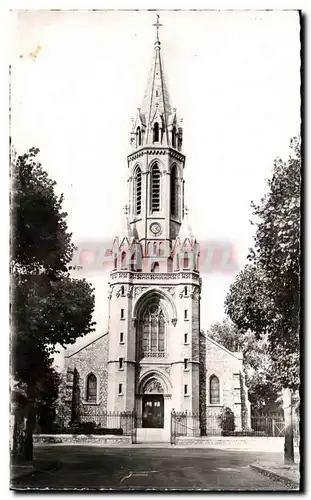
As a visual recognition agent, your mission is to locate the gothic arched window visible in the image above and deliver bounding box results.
[172,126,177,148]
[151,164,161,212]
[86,373,97,403]
[121,251,127,269]
[136,127,142,147]
[210,375,220,404]
[153,122,159,143]
[141,304,165,356]
[134,166,142,216]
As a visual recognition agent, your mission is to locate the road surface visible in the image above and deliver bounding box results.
[11,445,292,491]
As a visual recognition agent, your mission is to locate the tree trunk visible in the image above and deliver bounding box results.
[283,387,295,464]
[23,386,36,462]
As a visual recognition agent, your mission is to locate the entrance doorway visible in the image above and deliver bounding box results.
[142,394,164,428]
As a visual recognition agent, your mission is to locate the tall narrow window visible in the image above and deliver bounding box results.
[134,167,142,215]
[86,374,97,403]
[172,126,177,148]
[185,286,188,296]
[121,309,124,319]
[184,310,188,320]
[210,375,220,404]
[136,127,142,147]
[121,285,125,296]
[118,383,123,395]
[183,252,189,269]
[170,165,178,218]
[184,333,188,344]
[120,332,124,343]
[153,242,157,255]
[151,164,161,212]
[184,359,188,370]
[153,122,159,142]
[114,254,117,270]
[184,384,188,395]
[121,251,127,269]
[119,358,124,370]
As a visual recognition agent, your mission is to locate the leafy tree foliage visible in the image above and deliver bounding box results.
[11,147,96,459]
[224,138,301,463]
[208,319,278,412]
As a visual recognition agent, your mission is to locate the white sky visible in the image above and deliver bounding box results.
[10,10,300,359]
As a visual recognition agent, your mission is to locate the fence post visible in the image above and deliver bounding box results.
[272,418,275,437]
[170,410,175,445]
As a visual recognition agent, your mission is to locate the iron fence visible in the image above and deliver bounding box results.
[171,411,201,444]
[171,411,300,445]
[77,409,135,436]
[251,414,300,444]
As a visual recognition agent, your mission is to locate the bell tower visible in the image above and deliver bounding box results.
[127,15,186,273]
[107,15,201,441]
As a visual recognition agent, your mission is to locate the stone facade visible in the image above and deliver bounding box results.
[60,21,251,441]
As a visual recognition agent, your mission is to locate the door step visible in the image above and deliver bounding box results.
[136,428,169,443]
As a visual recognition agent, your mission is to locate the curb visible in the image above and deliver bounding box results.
[10,461,61,486]
[250,464,300,489]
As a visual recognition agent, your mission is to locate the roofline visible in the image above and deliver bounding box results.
[200,331,243,360]
[65,331,109,358]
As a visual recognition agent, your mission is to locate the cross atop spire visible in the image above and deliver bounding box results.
[152,14,163,42]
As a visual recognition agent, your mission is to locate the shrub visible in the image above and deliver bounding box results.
[218,407,235,433]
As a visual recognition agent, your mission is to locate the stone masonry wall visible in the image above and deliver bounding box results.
[64,333,109,421]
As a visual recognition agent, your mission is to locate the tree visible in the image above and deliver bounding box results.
[208,319,278,412]
[11,147,96,460]
[225,138,301,464]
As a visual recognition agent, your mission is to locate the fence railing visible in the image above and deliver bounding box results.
[171,411,300,444]
[47,409,135,437]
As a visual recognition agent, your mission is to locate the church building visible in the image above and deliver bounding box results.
[61,17,250,442]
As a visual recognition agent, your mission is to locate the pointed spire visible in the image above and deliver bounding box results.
[130,14,183,150]
[117,204,134,242]
[178,206,195,242]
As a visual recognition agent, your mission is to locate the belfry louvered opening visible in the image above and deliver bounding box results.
[134,166,142,215]
[151,164,161,212]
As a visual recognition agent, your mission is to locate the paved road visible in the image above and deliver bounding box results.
[11,445,292,491]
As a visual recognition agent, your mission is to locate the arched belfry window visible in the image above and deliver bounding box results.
[153,122,159,143]
[86,373,97,402]
[151,164,161,212]
[141,303,166,357]
[136,127,142,147]
[210,375,220,404]
[170,165,178,218]
[134,166,142,216]
[172,126,177,148]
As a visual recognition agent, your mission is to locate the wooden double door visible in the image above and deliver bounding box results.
[142,395,164,428]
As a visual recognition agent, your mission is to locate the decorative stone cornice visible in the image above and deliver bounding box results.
[128,148,185,163]
[110,270,201,286]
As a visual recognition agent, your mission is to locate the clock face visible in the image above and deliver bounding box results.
[150,222,162,235]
